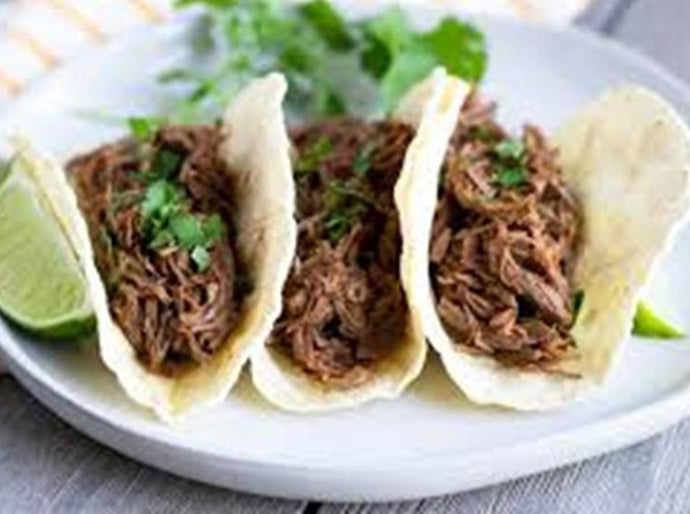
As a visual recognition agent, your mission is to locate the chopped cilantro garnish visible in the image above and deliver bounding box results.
[295,136,333,177]
[494,139,525,161]
[141,180,184,225]
[492,137,527,188]
[128,116,165,143]
[191,245,211,272]
[170,214,206,249]
[327,181,376,208]
[151,149,184,180]
[323,180,376,243]
[572,290,585,319]
[493,166,525,188]
[149,228,176,250]
[353,141,376,176]
[202,214,225,243]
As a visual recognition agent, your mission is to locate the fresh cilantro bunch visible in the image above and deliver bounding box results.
[165,0,487,120]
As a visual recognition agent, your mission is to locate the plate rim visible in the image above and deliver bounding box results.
[2,7,690,501]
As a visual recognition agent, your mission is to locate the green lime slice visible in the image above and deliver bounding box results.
[0,158,94,339]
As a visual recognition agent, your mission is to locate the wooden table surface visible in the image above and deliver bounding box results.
[3,0,690,512]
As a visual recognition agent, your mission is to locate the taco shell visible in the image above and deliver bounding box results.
[405,84,690,410]
[13,73,297,421]
[250,69,469,412]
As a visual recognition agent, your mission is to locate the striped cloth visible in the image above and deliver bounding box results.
[0,0,590,375]
[0,0,593,106]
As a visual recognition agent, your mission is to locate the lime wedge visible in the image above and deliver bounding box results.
[632,302,685,339]
[0,158,94,339]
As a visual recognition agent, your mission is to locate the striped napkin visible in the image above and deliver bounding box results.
[0,0,590,375]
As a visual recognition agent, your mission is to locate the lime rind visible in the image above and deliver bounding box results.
[632,302,685,340]
[0,155,95,340]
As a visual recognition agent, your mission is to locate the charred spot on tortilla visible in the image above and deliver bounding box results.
[68,125,250,377]
[268,118,415,387]
[430,90,583,374]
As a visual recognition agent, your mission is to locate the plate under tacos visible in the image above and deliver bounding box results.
[5,9,690,501]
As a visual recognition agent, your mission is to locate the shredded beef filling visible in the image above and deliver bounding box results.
[430,93,582,373]
[270,119,414,386]
[69,126,244,376]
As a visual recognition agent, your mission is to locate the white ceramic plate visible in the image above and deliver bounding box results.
[2,4,690,503]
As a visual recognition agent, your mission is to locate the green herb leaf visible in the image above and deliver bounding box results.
[633,302,685,339]
[419,17,487,82]
[297,0,355,51]
[141,180,181,220]
[353,141,376,176]
[327,181,376,207]
[149,228,176,249]
[203,214,226,246]
[170,214,206,250]
[296,136,333,176]
[494,139,525,161]
[151,149,184,180]
[493,166,525,188]
[325,211,353,243]
[191,245,211,272]
[166,1,488,120]
[128,116,165,142]
[572,290,585,319]
[379,45,436,111]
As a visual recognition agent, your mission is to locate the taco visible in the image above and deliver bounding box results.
[251,69,469,411]
[400,84,690,410]
[13,74,296,420]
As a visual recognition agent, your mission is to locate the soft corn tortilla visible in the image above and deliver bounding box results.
[13,73,297,421]
[405,85,690,410]
[250,69,468,412]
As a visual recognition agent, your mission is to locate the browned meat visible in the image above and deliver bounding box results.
[430,91,582,373]
[270,119,413,387]
[69,125,245,376]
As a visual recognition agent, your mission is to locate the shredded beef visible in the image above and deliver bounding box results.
[270,119,413,387]
[430,92,582,373]
[68,125,244,376]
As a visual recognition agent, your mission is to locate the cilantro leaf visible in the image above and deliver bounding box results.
[296,136,333,176]
[141,180,182,221]
[202,214,226,244]
[170,214,206,249]
[420,18,487,82]
[494,139,525,161]
[297,0,355,51]
[149,228,176,249]
[379,45,436,111]
[151,149,184,180]
[493,166,525,188]
[128,116,165,142]
[166,1,488,119]
[353,141,376,176]
[572,290,585,319]
[191,246,211,272]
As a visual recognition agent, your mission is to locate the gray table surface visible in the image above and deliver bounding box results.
[2,0,690,512]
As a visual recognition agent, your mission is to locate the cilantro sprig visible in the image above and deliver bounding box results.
[165,1,487,120]
[323,180,376,243]
[492,137,527,188]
